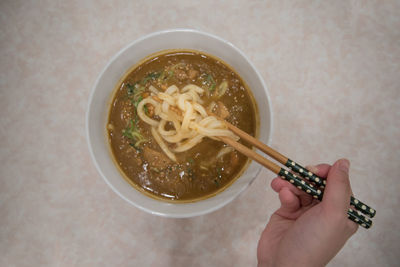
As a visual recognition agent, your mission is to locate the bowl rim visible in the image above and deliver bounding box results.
[85,28,274,217]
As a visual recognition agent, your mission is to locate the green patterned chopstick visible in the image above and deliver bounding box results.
[285,159,376,218]
[278,168,373,229]
[219,121,375,229]
[221,121,376,219]
[218,136,373,229]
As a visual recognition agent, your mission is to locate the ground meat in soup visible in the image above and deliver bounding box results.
[107,50,257,201]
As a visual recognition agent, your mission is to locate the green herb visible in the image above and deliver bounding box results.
[126,84,134,95]
[209,83,216,91]
[129,142,142,152]
[134,115,139,127]
[158,71,166,81]
[122,119,147,149]
[200,73,216,91]
[142,72,161,84]
[216,167,222,178]
[125,82,145,111]
[208,75,216,91]
[126,82,138,95]
[188,158,194,165]
[144,104,149,115]
[131,86,144,99]
[133,95,143,109]
[170,63,186,71]
[157,69,175,83]
[150,71,161,79]
[214,179,220,187]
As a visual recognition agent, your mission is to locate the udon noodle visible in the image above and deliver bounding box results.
[108,50,257,201]
[137,84,239,162]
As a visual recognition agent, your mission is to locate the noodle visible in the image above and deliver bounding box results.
[216,146,235,159]
[137,98,159,126]
[158,120,176,136]
[193,103,208,117]
[137,84,239,161]
[182,84,204,94]
[165,85,179,94]
[151,127,177,162]
[181,101,193,132]
[149,85,160,95]
[174,134,205,152]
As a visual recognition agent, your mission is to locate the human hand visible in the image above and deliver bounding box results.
[257,159,358,267]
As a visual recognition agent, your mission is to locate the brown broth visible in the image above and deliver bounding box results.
[107,50,258,202]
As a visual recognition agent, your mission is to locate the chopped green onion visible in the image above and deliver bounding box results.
[158,71,166,81]
[207,75,216,91]
[210,83,216,91]
[133,95,143,108]
[200,73,216,91]
[126,82,138,95]
[142,72,161,84]
[215,81,228,98]
[123,119,147,149]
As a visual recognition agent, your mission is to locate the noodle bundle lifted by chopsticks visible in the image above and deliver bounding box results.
[137,84,239,162]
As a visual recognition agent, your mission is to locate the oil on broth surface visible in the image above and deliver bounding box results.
[107,50,257,201]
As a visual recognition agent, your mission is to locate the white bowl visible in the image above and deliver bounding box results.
[86,29,273,218]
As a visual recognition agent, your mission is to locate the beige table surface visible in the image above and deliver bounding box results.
[1,1,399,266]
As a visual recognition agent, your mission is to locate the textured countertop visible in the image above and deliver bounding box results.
[1,1,399,266]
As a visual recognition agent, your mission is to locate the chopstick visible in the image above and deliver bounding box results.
[150,95,375,228]
[222,121,376,218]
[218,135,373,229]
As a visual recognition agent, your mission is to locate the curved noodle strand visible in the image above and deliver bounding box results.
[137,98,159,126]
[151,127,177,162]
[137,84,238,161]
[158,119,176,136]
[182,84,204,94]
[174,135,205,152]
[166,85,179,95]
[181,101,193,132]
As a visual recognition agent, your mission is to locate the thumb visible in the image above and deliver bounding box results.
[322,159,352,214]
[278,187,300,213]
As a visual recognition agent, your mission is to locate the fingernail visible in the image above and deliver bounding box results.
[306,165,318,173]
[339,159,350,173]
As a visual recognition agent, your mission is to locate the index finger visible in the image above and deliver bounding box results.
[306,163,331,178]
[322,159,352,214]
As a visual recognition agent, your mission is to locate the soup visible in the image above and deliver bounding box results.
[107,50,258,201]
